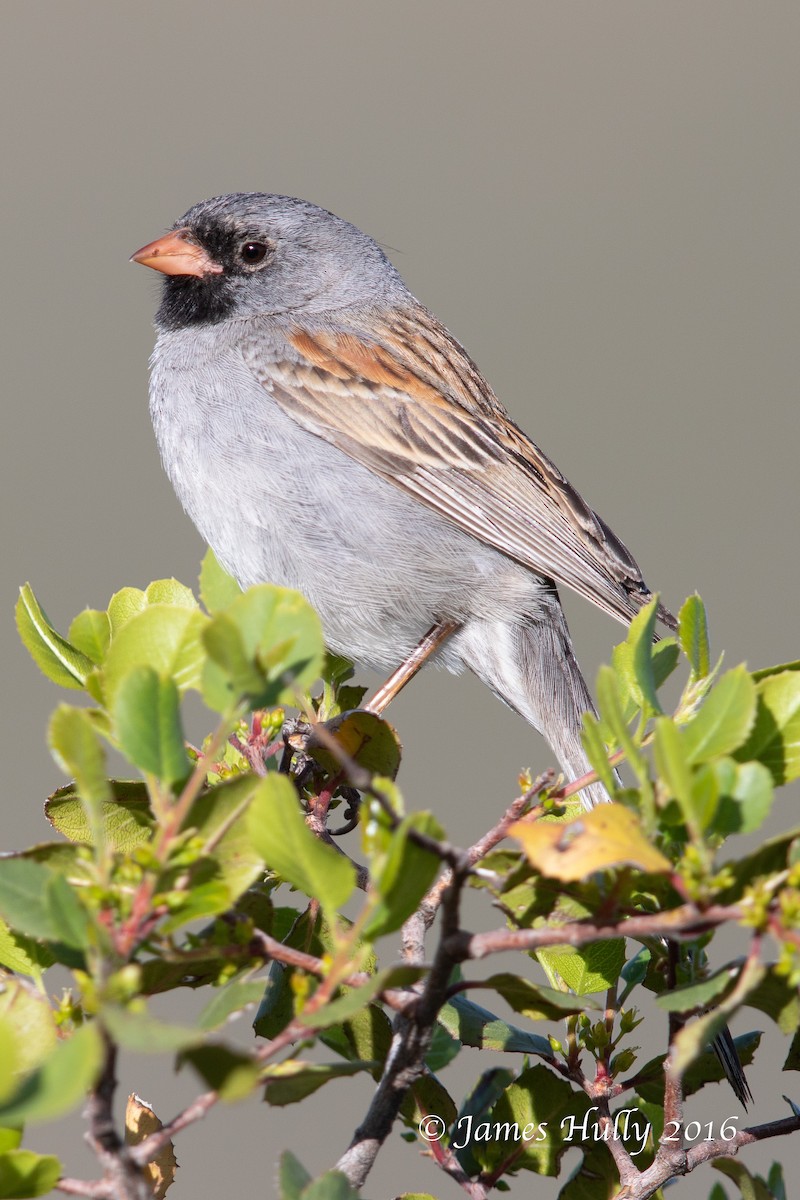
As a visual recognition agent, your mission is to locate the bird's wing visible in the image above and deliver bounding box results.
[241,306,675,630]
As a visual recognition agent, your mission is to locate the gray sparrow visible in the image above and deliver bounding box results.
[132,192,675,809]
[132,193,750,1106]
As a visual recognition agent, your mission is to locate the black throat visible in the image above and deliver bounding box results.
[156,274,237,331]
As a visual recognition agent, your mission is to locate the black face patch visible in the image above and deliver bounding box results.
[156,273,237,331]
[155,218,270,331]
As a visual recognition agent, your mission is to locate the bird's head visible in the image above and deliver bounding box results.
[131,192,405,330]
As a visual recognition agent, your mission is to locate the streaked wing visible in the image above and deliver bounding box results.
[241,306,674,630]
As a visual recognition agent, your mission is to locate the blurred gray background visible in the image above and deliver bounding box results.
[1,2,798,1196]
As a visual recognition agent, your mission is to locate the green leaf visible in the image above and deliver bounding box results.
[654,717,700,831]
[112,666,190,785]
[679,594,710,680]
[252,962,294,1041]
[767,1163,787,1200]
[580,714,617,794]
[718,825,800,903]
[451,1068,516,1176]
[307,711,402,781]
[736,670,800,784]
[319,1003,392,1079]
[197,980,268,1032]
[0,861,60,941]
[0,1023,102,1125]
[0,1133,21,1157]
[199,548,243,614]
[752,659,800,683]
[15,585,93,690]
[620,947,650,994]
[555,1144,621,1200]
[744,970,800,1034]
[0,921,54,983]
[184,775,266,909]
[401,1075,459,1140]
[713,1160,775,1200]
[158,881,233,935]
[470,1065,587,1177]
[279,1151,312,1200]
[106,587,148,633]
[262,1059,374,1107]
[45,780,154,852]
[144,579,198,609]
[297,968,423,1031]
[651,639,681,690]
[483,975,600,1020]
[0,1150,62,1198]
[202,585,324,711]
[363,812,442,938]
[107,581,198,635]
[45,875,91,951]
[103,606,208,701]
[682,666,756,763]
[17,845,92,888]
[180,1044,260,1102]
[0,982,58,1077]
[783,1027,800,1072]
[713,759,773,836]
[654,965,737,1013]
[538,940,626,996]
[300,1171,361,1200]
[246,774,355,915]
[0,1024,19,1105]
[596,665,648,782]
[425,1022,461,1072]
[47,705,111,854]
[277,1155,361,1200]
[626,597,662,714]
[671,959,766,1076]
[68,609,111,664]
[101,1007,201,1053]
[201,615,265,708]
[438,995,554,1057]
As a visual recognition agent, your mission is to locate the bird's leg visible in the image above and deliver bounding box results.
[364,619,461,715]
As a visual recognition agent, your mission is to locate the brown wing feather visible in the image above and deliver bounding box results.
[241,307,675,630]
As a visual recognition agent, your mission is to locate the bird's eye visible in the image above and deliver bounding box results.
[239,241,269,266]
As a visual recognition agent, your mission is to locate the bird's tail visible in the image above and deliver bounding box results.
[456,599,752,1107]
[455,595,609,808]
[711,1023,753,1108]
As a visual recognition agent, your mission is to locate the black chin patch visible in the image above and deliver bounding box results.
[156,274,236,331]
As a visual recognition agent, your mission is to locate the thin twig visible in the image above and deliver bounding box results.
[454,904,742,962]
[83,1029,150,1200]
[596,1099,638,1191]
[335,868,470,1190]
[416,776,550,936]
[610,1112,800,1199]
[56,1180,114,1198]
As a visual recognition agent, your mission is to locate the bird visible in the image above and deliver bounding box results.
[132,192,751,1107]
[132,191,674,811]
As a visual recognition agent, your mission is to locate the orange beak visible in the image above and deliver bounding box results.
[130,228,223,277]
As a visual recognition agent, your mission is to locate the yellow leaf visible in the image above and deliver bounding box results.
[305,710,402,780]
[124,1093,177,1198]
[510,804,671,881]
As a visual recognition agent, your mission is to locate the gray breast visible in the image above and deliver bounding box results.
[148,322,544,670]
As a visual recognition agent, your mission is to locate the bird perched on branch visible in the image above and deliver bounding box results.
[132,191,750,1108]
[132,191,675,810]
